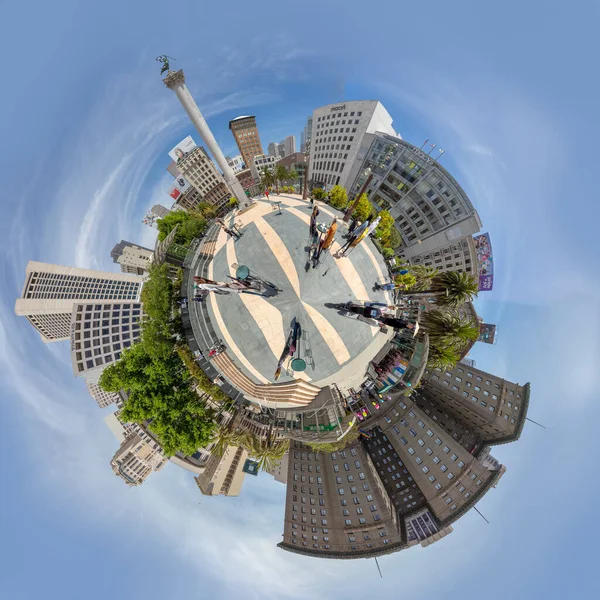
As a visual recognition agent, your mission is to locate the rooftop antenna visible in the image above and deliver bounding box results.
[526,417,546,429]
[374,556,383,578]
[473,506,489,524]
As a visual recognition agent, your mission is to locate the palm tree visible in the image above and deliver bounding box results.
[401,270,478,307]
[209,425,247,458]
[426,345,461,370]
[409,265,439,292]
[244,433,290,472]
[421,308,480,354]
[274,165,289,195]
[287,169,298,191]
[260,167,275,193]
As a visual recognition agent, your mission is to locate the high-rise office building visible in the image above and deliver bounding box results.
[229,116,264,169]
[308,101,396,190]
[69,301,142,381]
[110,240,153,275]
[408,237,478,276]
[194,445,248,497]
[14,261,143,343]
[283,135,296,157]
[279,440,405,558]
[151,204,171,219]
[86,380,120,409]
[419,363,530,448]
[268,452,289,484]
[175,146,231,211]
[301,116,313,153]
[268,142,279,158]
[110,431,167,487]
[277,142,285,158]
[347,133,482,260]
[166,160,181,178]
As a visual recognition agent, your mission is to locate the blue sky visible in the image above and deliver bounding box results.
[1,0,599,598]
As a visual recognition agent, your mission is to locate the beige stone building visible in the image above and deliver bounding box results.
[14,261,143,343]
[110,240,153,275]
[86,380,120,409]
[408,236,478,276]
[229,116,264,169]
[420,363,531,448]
[268,452,289,485]
[279,440,405,558]
[175,146,230,211]
[278,359,529,559]
[110,431,167,487]
[195,445,248,497]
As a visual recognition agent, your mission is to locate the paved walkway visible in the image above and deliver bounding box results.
[191,194,393,389]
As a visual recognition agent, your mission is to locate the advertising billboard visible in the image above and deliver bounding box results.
[474,233,494,291]
[478,323,497,344]
[168,135,197,162]
[169,174,191,200]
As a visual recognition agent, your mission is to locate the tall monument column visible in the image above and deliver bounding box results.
[163,69,248,206]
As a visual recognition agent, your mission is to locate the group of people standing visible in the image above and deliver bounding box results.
[308,204,338,269]
[193,276,263,296]
[338,215,381,256]
[217,218,241,240]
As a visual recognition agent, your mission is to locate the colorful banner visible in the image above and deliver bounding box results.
[168,135,197,162]
[474,233,494,291]
[478,323,497,344]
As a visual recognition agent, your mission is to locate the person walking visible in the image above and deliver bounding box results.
[193,277,231,295]
[347,216,359,238]
[321,217,338,251]
[339,218,369,254]
[344,216,381,256]
[309,204,320,237]
[224,227,240,240]
[265,188,270,200]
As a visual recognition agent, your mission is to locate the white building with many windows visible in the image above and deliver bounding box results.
[308,101,397,191]
[14,262,143,343]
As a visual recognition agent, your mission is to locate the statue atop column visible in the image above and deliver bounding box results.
[156,55,176,75]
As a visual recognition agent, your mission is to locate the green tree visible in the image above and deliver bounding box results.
[375,210,394,244]
[351,193,372,222]
[194,202,217,219]
[312,187,326,200]
[244,435,290,472]
[426,345,461,370]
[157,211,207,246]
[386,225,402,249]
[329,185,348,209]
[229,197,239,208]
[394,272,417,288]
[274,165,289,194]
[420,308,480,355]
[306,428,360,454]
[382,247,395,260]
[288,169,298,184]
[260,167,275,191]
[402,270,479,308]
[409,265,439,291]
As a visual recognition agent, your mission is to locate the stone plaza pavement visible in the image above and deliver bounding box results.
[196,194,394,390]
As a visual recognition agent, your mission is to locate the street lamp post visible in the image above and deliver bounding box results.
[343,167,373,223]
[302,140,310,200]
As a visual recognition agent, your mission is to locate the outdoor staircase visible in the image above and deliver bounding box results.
[213,352,320,408]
